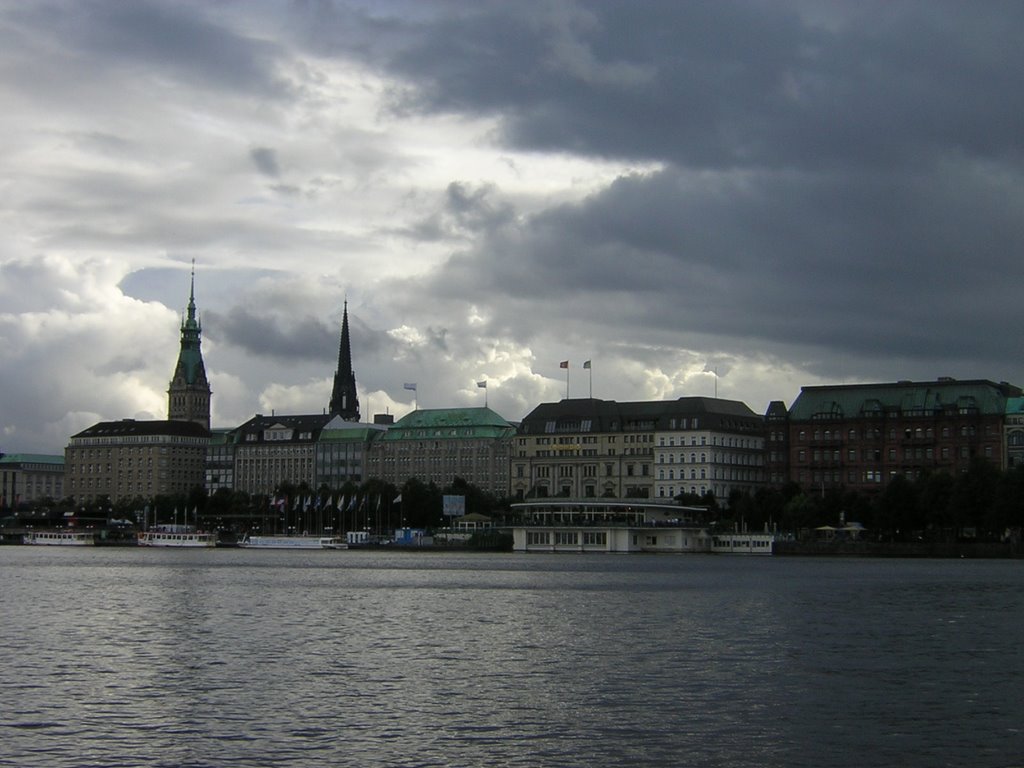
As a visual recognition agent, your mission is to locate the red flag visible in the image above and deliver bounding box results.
[559,360,569,369]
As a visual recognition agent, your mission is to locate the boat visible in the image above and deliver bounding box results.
[239,535,347,550]
[23,530,96,546]
[138,527,216,548]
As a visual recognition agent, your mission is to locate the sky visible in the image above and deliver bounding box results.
[3,0,1024,455]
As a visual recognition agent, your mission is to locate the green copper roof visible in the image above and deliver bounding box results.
[1006,397,1024,415]
[319,427,383,442]
[789,379,1021,420]
[382,407,515,441]
[0,454,65,466]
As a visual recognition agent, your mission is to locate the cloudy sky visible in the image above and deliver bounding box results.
[3,0,1024,454]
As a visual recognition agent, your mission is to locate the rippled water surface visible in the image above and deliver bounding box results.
[1,548,1021,767]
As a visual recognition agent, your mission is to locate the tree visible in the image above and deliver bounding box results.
[874,474,922,540]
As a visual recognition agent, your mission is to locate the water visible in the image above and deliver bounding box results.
[1,549,1021,767]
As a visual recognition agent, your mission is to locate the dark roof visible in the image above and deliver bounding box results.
[518,397,762,435]
[71,419,211,440]
[233,413,334,443]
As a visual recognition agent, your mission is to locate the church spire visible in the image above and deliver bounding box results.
[168,260,211,430]
[329,301,360,421]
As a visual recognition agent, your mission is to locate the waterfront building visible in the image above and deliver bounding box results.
[315,419,387,488]
[205,428,236,493]
[0,454,65,509]
[652,398,766,502]
[785,378,1021,492]
[764,400,791,486]
[509,499,713,553]
[1005,397,1024,469]
[65,273,212,503]
[512,397,765,504]
[65,419,209,502]
[366,407,515,496]
[231,413,334,496]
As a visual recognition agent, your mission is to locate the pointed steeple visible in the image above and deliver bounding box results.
[168,260,212,430]
[329,301,360,421]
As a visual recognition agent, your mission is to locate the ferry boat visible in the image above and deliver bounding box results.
[23,530,96,546]
[239,535,347,550]
[138,528,216,548]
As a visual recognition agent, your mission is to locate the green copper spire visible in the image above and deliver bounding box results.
[168,260,211,430]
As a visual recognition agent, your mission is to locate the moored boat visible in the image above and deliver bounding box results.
[239,535,347,549]
[23,530,96,546]
[138,527,216,548]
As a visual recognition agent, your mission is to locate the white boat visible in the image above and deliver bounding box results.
[23,530,96,546]
[239,535,347,550]
[138,528,216,548]
[710,532,775,555]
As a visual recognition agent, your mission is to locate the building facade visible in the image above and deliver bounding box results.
[366,407,515,496]
[205,428,236,493]
[231,414,334,496]
[316,419,387,489]
[652,398,766,502]
[0,454,65,509]
[764,400,791,486]
[512,397,765,504]
[65,419,209,502]
[786,379,1021,492]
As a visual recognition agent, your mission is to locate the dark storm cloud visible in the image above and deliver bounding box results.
[326,1,1024,171]
[206,307,335,361]
[317,0,1024,383]
[15,0,288,97]
[408,156,1024,369]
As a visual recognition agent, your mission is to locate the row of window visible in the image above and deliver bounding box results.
[796,444,992,463]
[795,424,991,442]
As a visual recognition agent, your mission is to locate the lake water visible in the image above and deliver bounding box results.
[0,548,1021,767]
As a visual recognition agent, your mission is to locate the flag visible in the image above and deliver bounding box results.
[559,360,569,369]
[477,380,487,388]
[337,495,346,511]
[348,496,358,511]
[583,360,591,369]
[403,382,417,391]
[393,494,402,504]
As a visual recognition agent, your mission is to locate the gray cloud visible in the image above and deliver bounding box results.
[250,147,281,178]
[5,0,1024,454]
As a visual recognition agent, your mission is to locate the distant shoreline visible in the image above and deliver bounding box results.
[775,540,1024,558]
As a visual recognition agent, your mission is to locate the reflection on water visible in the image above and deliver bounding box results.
[1,549,1021,767]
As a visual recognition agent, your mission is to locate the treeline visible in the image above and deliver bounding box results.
[721,457,1024,542]
[38,476,508,534]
